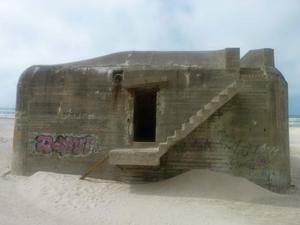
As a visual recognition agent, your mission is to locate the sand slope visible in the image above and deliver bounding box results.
[0,118,13,172]
[11,170,299,225]
[1,119,300,225]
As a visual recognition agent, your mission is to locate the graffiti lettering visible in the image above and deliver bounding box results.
[35,135,96,156]
[191,138,211,151]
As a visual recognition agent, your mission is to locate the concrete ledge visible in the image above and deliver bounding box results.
[109,148,160,166]
[56,50,233,69]
[123,76,168,89]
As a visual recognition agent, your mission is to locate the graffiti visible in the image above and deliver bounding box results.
[255,144,279,168]
[191,138,211,151]
[226,139,280,169]
[35,135,96,156]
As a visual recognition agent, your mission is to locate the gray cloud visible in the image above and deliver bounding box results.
[0,0,299,112]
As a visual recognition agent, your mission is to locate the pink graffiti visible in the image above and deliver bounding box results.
[36,135,53,154]
[191,138,211,151]
[35,135,96,156]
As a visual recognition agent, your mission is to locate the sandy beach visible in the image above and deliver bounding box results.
[1,118,300,225]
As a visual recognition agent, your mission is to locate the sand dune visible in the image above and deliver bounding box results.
[1,119,300,225]
[130,169,279,202]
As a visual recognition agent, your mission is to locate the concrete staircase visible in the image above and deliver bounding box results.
[109,81,238,166]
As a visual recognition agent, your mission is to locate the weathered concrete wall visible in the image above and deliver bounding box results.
[115,68,290,192]
[166,66,290,192]
[13,67,110,175]
[12,66,236,175]
[12,48,290,192]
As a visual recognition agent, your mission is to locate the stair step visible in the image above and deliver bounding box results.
[218,94,228,101]
[167,136,176,144]
[159,142,169,149]
[193,115,205,124]
[203,107,212,114]
[226,89,235,95]
[223,89,230,95]
[204,103,212,110]
[158,142,170,156]
[181,122,192,131]
[210,102,219,108]
[225,86,237,95]
[196,110,203,117]
[229,81,237,86]
[229,82,237,88]
[211,97,220,103]
[189,115,196,124]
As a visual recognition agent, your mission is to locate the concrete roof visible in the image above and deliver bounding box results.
[62,49,230,69]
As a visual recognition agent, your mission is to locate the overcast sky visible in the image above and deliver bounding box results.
[0,0,299,113]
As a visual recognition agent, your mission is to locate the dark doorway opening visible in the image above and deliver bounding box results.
[133,89,157,142]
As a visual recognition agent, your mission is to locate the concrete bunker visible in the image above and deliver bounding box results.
[11,48,290,192]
